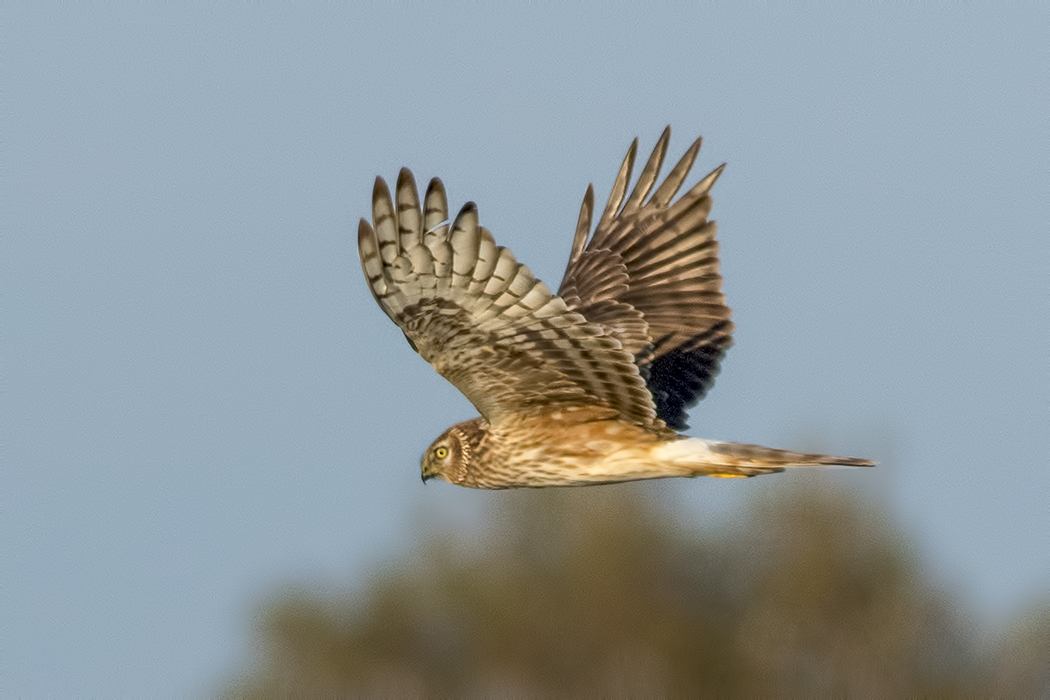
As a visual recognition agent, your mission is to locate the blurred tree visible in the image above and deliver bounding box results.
[984,604,1050,697]
[224,478,1048,697]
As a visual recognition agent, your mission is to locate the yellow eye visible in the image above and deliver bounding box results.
[434,446,449,459]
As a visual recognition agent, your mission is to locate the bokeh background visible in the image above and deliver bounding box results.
[5,4,1047,696]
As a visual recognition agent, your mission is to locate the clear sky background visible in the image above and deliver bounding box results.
[4,4,1047,696]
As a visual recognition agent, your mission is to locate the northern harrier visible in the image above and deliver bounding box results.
[358,128,874,488]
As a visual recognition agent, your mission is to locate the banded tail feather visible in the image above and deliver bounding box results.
[653,438,876,478]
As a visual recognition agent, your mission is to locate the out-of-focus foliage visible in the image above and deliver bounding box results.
[225,478,1049,697]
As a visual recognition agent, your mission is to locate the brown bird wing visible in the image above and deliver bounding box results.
[359,170,662,430]
[558,128,734,430]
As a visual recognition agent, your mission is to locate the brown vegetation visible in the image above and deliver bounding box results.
[226,478,1048,697]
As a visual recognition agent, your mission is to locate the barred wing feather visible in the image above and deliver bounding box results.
[559,127,735,430]
[359,170,662,430]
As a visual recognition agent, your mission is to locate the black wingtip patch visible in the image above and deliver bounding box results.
[646,345,726,430]
[642,324,733,431]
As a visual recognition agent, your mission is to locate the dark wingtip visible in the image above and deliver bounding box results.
[357,218,373,240]
[397,167,416,192]
[372,175,390,203]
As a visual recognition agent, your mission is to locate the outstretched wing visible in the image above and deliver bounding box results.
[559,127,734,430]
[359,170,663,430]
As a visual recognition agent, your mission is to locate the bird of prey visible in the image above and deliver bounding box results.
[358,127,874,488]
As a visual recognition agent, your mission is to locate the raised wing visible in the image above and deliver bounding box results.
[359,170,662,430]
[559,128,734,430]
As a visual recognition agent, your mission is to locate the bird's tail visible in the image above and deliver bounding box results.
[652,438,875,478]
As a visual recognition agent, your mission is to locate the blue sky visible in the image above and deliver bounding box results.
[5,4,1047,695]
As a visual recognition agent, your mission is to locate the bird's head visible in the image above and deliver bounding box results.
[420,417,487,485]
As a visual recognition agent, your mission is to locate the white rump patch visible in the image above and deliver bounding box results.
[651,438,715,464]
